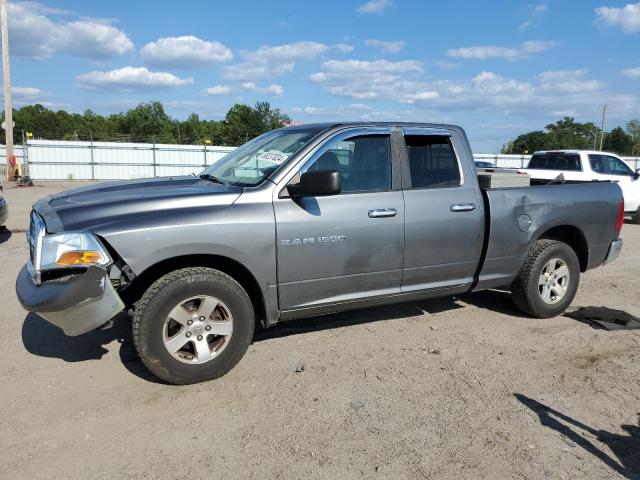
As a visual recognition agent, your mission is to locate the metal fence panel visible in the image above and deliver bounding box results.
[7,140,235,180]
[0,145,27,178]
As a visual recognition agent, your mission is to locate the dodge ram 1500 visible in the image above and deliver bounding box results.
[16,123,625,384]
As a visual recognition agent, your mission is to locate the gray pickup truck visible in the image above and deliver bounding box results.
[16,123,625,384]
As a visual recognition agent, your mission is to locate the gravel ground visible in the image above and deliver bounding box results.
[1,180,639,480]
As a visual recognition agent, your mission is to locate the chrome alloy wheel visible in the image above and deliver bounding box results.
[538,258,570,305]
[162,295,233,364]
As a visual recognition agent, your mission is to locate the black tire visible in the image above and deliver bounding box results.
[511,240,580,318]
[133,267,254,384]
[632,208,640,225]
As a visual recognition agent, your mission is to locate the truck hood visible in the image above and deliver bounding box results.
[33,176,243,233]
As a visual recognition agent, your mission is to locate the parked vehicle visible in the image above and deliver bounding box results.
[0,182,8,230]
[474,160,497,169]
[16,123,625,384]
[523,150,640,223]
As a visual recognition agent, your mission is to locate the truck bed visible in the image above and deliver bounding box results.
[474,182,622,290]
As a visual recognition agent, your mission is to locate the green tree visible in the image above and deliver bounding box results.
[544,117,597,150]
[3,100,291,145]
[627,120,640,155]
[217,102,290,146]
[117,101,174,142]
[254,101,291,130]
[501,130,546,154]
[219,104,264,145]
[603,126,633,155]
[502,117,600,154]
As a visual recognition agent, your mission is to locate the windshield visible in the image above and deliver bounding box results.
[201,130,318,186]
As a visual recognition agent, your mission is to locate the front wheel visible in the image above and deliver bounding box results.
[632,207,640,225]
[511,240,580,318]
[133,267,254,384]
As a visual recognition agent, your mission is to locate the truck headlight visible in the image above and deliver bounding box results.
[39,232,112,271]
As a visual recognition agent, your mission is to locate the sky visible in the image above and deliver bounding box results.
[4,0,640,151]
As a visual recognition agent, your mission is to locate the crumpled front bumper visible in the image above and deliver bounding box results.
[16,264,125,336]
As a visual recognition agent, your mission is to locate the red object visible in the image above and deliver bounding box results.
[615,197,624,233]
[7,154,16,167]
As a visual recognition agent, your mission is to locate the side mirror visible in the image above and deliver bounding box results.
[635,168,640,180]
[287,170,341,198]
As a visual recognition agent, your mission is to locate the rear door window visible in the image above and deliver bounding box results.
[528,153,582,171]
[404,136,461,188]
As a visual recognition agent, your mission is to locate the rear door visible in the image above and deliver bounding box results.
[273,128,405,312]
[400,128,485,292]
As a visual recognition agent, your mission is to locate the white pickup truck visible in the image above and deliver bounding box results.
[523,150,640,224]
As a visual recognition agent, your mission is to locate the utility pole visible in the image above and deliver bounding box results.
[1,0,15,180]
[598,104,607,151]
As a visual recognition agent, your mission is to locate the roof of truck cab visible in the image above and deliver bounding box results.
[532,150,623,156]
[280,121,464,133]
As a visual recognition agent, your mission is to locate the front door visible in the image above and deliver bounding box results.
[589,153,640,212]
[273,128,404,312]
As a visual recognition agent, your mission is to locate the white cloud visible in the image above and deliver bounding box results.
[1,86,59,108]
[520,3,548,30]
[10,86,49,106]
[435,60,461,70]
[364,39,407,53]
[447,41,556,61]
[61,21,133,59]
[300,104,371,116]
[595,3,640,33]
[240,82,284,97]
[311,59,422,78]
[165,101,226,118]
[222,41,329,81]
[357,0,393,15]
[537,70,605,93]
[310,59,433,103]
[334,43,355,53]
[12,86,47,99]
[310,59,638,119]
[141,36,233,69]
[622,67,640,78]
[202,85,232,96]
[8,1,133,60]
[76,67,193,93]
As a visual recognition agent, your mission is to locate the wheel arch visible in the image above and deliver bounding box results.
[535,224,589,272]
[121,254,267,327]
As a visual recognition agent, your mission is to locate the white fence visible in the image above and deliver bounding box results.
[1,140,639,180]
[2,140,235,180]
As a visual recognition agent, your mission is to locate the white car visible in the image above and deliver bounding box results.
[524,150,640,223]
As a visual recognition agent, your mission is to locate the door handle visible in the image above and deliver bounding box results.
[450,203,476,212]
[368,208,398,218]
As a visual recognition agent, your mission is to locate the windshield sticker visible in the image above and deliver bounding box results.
[257,151,290,165]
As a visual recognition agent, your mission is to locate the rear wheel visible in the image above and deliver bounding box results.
[133,267,254,384]
[511,240,580,318]
[632,207,640,225]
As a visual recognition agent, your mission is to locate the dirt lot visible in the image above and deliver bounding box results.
[1,180,639,480]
